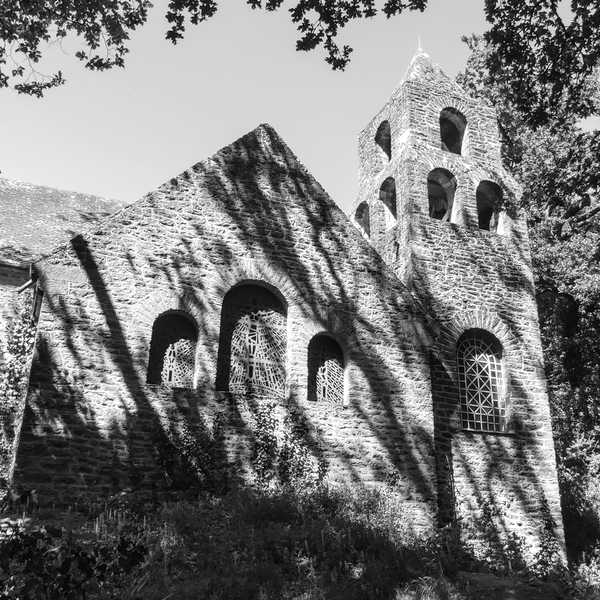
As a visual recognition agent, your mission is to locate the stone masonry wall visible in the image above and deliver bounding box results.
[352,52,564,560]
[13,125,437,535]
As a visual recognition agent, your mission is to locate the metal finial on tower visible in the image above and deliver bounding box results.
[417,36,422,52]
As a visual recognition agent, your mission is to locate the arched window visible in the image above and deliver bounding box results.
[440,107,467,155]
[355,202,370,237]
[427,169,457,221]
[457,329,506,432]
[476,180,502,232]
[147,311,197,388]
[379,177,397,228]
[307,334,344,404]
[216,284,287,398]
[375,120,391,162]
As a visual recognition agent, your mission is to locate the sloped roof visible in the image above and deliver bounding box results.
[0,177,128,266]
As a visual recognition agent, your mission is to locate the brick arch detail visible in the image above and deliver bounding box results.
[212,258,299,395]
[131,289,203,387]
[438,310,511,354]
[134,287,204,335]
[431,97,474,124]
[213,257,301,308]
[417,152,467,175]
[470,166,523,202]
[431,309,513,386]
[371,112,392,136]
[433,98,473,157]
[471,167,523,232]
[297,322,353,406]
[431,95,477,137]
[372,116,393,170]
[303,322,351,364]
[417,160,467,225]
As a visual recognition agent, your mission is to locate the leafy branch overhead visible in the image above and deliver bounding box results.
[0,0,427,96]
[483,0,600,127]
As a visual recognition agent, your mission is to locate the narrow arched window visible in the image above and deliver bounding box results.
[379,177,397,228]
[440,108,467,154]
[147,311,197,388]
[216,284,287,398]
[427,169,457,221]
[457,329,506,432]
[307,334,344,404]
[355,202,370,237]
[375,120,391,162]
[476,180,502,232]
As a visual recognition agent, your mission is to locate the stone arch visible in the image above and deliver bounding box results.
[471,166,524,235]
[427,168,457,221]
[440,107,467,155]
[307,333,345,405]
[379,177,397,229]
[375,120,392,162]
[430,310,515,401]
[134,287,204,333]
[215,282,287,397]
[436,310,512,359]
[476,180,503,232]
[214,257,301,308]
[354,201,370,237]
[147,310,198,388]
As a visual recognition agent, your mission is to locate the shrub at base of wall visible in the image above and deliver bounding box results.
[0,292,36,497]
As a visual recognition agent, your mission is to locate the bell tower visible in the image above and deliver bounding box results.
[352,50,565,560]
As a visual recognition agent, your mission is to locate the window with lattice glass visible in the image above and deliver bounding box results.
[216,284,287,398]
[307,334,344,404]
[161,339,196,387]
[457,330,506,432]
[147,311,197,389]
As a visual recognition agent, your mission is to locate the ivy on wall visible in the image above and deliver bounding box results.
[250,399,324,489]
[151,396,324,495]
[0,292,37,491]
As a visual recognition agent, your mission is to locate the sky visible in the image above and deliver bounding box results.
[0,2,516,212]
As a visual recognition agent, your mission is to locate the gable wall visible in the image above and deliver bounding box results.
[12,126,437,534]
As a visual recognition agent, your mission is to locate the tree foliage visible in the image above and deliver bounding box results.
[483,0,600,128]
[0,1,427,96]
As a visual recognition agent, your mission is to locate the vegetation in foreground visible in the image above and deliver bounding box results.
[0,484,598,600]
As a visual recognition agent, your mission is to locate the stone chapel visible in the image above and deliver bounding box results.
[0,51,564,556]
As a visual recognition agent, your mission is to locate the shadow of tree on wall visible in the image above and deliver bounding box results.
[411,213,562,560]
[9,124,559,583]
